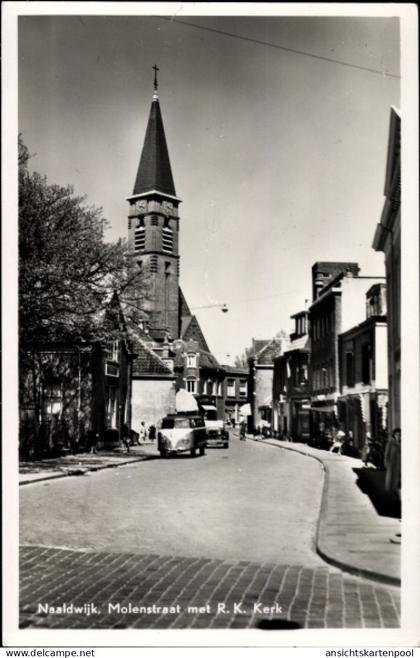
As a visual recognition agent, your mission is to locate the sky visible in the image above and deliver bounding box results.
[18,11,400,364]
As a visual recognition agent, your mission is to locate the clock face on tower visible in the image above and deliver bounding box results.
[162,201,173,215]
[136,200,147,214]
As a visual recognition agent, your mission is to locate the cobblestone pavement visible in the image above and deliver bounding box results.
[20,545,400,630]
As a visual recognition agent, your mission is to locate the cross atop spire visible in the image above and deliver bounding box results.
[153,64,159,100]
[153,64,159,89]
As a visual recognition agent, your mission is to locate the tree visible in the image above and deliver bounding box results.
[18,135,148,348]
[234,347,253,368]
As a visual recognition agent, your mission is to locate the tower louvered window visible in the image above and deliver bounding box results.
[134,226,145,252]
[150,255,158,273]
[162,226,174,254]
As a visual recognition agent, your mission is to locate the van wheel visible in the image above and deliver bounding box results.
[190,448,197,457]
[199,446,205,456]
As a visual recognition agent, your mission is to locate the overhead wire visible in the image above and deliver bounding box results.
[157,16,400,80]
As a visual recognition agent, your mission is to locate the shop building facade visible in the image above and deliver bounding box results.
[337,283,388,455]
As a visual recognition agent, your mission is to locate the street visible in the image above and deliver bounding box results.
[20,433,400,629]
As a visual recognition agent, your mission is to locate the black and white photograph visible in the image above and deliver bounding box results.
[2,1,419,649]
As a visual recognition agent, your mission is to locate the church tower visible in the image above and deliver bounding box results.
[127,67,181,341]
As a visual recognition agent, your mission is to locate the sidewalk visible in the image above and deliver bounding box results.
[19,443,156,485]
[247,435,400,586]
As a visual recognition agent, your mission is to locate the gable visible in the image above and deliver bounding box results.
[180,315,210,353]
[257,339,284,364]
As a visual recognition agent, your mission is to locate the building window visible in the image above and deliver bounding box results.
[227,379,235,397]
[345,352,355,388]
[106,341,119,363]
[105,341,119,377]
[162,226,174,254]
[186,379,197,394]
[42,382,63,417]
[216,381,222,396]
[151,215,159,226]
[239,380,247,397]
[187,353,197,368]
[361,343,372,385]
[206,380,214,395]
[106,386,117,428]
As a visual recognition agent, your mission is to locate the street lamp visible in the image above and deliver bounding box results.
[190,303,229,313]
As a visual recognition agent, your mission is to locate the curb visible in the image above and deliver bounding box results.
[19,454,155,486]
[246,436,401,587]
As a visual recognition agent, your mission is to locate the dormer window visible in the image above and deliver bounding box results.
[187,353,197,368]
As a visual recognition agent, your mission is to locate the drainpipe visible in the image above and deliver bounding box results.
[127,357,133,429]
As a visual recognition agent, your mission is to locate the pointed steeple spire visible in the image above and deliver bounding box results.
[132,67,176,197]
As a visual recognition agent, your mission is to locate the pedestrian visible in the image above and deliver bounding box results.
[384,428,401,544]
[239,420,246,441]
[362,432,374,467]
[329,427,345,454]
[342,430,356,457]
[86,429,98,454]
[385,428,401,499]
[121,423,130,454]
[138,421,147,444]
[148,424,156,442]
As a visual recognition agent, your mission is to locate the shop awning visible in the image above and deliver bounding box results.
[239,403,252,416]
[310,404,337,414]
[201,404,217,412]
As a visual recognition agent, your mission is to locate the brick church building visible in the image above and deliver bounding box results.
[126,70,221,428]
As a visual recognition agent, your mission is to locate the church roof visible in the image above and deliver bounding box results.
[128,323,174,378]
[133,97,176,197]
[179,288,191,318]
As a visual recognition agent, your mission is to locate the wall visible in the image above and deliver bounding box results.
[341,277,385,333]
[384,211,401,431]
[131,378,176,429]
[374,323,388,389]
[254,367,273,425]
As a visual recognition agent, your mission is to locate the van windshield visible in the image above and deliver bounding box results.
[174,418,191,428]
[161,417,191,429]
